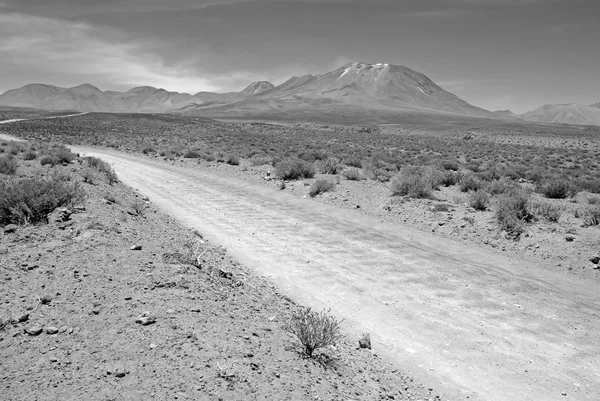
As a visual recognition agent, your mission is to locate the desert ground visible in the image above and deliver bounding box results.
[1,111,599,401]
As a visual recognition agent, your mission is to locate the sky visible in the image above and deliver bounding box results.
[0,0,598,113]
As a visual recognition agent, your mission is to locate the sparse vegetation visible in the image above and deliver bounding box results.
[342,168,363,181]
[529,199,562,222]
[469,190,490,211]
[390,166,442,199]
[0,175,86,225]
[284,308,343,357]
[309,179,335,197]
[0,155,18,175]
[539,180,573,199]
[495,190,533,238]
[581,205,600,227]
[275,158,315,180]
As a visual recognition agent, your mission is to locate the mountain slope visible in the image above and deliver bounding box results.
[520,103,600,126]
[181,62,493,120]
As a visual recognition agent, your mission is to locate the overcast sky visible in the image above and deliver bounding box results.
[0,0,598,113]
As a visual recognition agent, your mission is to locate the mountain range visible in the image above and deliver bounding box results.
[0,62,598,126]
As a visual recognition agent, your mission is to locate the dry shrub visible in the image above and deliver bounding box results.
[362,158,396,182]
[0,176,86,225]
[539,179,574,199]
[485,178,518,196]
[226,154,240,165]
[183,150,202,158]
[275,158,315,180]
[342,168,363,181]
[529,199,562,222]
[581,205,600,227]
[84,156,118,185]
[309,179,335,197]
[459,173,482,192]
[284,308,343,357]
[495,190,533,238]
[469,190,490,211]
[316,158,343,174]
[0,155,18,175]
[390,165,442,199]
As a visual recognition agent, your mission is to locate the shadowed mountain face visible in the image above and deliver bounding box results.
[0,62,493,121]
[520,103,600,127]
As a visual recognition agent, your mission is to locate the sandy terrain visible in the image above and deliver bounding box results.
[66,147,600,401]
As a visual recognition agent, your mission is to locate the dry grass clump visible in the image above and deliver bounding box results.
[284,308,343,357]
[581,205,600,227]
[342,168,363,181]
[459,173,483,192]
[538,179,574,199]
[275,158,315,180]
[0,155,18,175]
[309,179,335,197]
[390,165,442,199]
[0,175,86,225]
[316,158,343,174]
[226,154,240,166]
[84,156,118,185]
[529,199,563,222]
[495,190,533,238]
[39,146,77,167]
[469,190,491,211]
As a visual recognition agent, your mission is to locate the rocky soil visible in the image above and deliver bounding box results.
[0,158,440,400]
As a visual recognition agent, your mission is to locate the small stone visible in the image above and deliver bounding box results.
[114,366,126,378]
[565,235,575,242]
[58,326,68,333]
[40,294,53,304]
[3,224,17,234]
[18,313,29,323]
[135,312,156,326]
[130,245,142,251]
[46,326,59,335]
[589,256,600,265]
[166,309,175,314]
[267,316,277,322]
[24,326,43,336]
[150,343,158,349]
[358,331,371,349]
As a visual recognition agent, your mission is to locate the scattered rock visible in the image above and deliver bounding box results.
[3,224,17,234]
[40,294,53,304]
[359,331,372,349]
[24,326,43,336]
[130,245,143,251]
[136,312,156,326]
[114,365,127,378]
[18,313,29,323]
[218,269,233,279]
[46,326,59,335]
[58,326,68,333]
[149,343,158,349]
[49,208,72,223]
[589,256,600,265]
[565,235,575,242]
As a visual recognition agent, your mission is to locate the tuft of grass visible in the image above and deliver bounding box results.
[495,190,533,238]
[84,156,118,185]
[317,158,343,174]
[0,176,86,225]
[275,158,315,180]
[284,308,343,358]
[226,154,240,166]
[529,199,562,222]
[459,173,482,192]
[390,165,442,199]
[0,155,18,175]
[581,205,600,227]
[22,151,38,161]
[183,150,202,159]
[342,168,363,181]
[469,190,491,211]
[309,179,335,197]
[538,179,574,199]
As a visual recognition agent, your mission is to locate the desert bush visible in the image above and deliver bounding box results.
[317,158,343,174]
[529,199,562,222]
[390,165,442,199]
[362,158,396,182]
[0,176,86,225]
[342,157,362,168]
[183,150,202,158]
[469,190,491,211]
[538,179,573,199]
[581,205,600,227]
[275,158,315,180]
[226,154,240,165]
[485,178,518,196]
[342,168,363,181]
[441,160,460,171]
[250,155,273,166]
[84,156,118,184]
[130,199,146,216]
[440,170,461,187]
[459,173,482,192]
[141,147,156,155]
[309,179,335,197]
[23,151,38,161]
[0,155,18,175]
[283,308,343,357]
[495,190,533,238]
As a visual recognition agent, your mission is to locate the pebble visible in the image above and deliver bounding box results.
[136,312,156,326]
[166,309,175,314]
[589,256,599,265]
[46,326,59,335]
[58,326,68,333]
[130,245,142,251]
[24,326,43,336]
[114,366,126,378]
[18,313,29,323]
[565,235,575,242]
[150,343,158,349]
[3,224,17,234]
[358,331,372,350]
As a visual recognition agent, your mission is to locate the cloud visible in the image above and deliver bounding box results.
[0,12,272,93]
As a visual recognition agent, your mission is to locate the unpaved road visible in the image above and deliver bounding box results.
[60,147,599,401]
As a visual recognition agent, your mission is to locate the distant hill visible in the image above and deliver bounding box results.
[181,62,494,121]
[493,109,521,120]
[0,81,274,113]
[520,103,600,127]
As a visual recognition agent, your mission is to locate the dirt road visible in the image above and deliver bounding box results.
[58,147,596,401]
